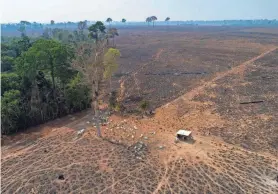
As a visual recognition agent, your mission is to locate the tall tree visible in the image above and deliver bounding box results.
[150,16,157,27]
[78,21,87,41]
[106,18,113,28]
[15,39,74,91]
[42,28,52,39]
[18,21,31,36]
[121,18,126,24]
[88,21,106,42]
[78,21,87,31]
[71,42,106,137]
[146,17,152,26]
[107,28,119,47]
[50,20,55,25]
[73,21,109,137]
[165,17,170,25]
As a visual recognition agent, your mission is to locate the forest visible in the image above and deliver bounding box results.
[1,20,121,135]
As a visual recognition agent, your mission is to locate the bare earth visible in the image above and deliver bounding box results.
[2,26,278,193]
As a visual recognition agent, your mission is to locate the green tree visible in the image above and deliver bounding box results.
[88,21,106,42]
[19,21,31,36]
[106,17,113,28]
[1,90,22,134]
[1,56,14,72]
[8,36,32,57]
[165,17,170,25]
[15,39,74,90]
[51,20,55,25]
[65,73,90,112]
[146,17,152,26]
[18,25,26,37]
[1,73,21,95]
[103,48,121,92]
[122,18,126,24]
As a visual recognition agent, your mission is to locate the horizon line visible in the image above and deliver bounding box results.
[1,18,278,24]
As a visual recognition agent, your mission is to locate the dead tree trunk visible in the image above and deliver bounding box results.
[92,82,101,137]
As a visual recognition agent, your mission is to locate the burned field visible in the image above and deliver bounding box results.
[193,49,278,155]
[2,26,278,193]
[113,26,277,109]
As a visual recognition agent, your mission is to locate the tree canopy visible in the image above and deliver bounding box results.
[106,18,113,23]
[15,39,74,88]
[88,21,106,41]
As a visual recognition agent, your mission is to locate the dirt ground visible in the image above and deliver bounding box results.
[2,26,278,193]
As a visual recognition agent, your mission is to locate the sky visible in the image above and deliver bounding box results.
[1,0,278,23]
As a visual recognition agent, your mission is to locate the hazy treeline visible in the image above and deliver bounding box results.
[2,19,278,35]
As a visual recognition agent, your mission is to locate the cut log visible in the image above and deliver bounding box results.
[240,100,264,104]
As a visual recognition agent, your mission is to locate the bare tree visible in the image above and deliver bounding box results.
[107,28,119,47]
[71,21,120,137]
[71,40,107,137]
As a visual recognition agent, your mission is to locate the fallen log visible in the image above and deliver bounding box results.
[239,100,264,104]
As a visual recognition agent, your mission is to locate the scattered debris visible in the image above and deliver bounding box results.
[77,129,85,135]
[145,71,207,76]
[158,145,164,149]
[144,136,148,140]
[145,110,155,115]
[241,143,250,150]
[86,121,90,124]
[58,174,65,180]
[129,141,148,159]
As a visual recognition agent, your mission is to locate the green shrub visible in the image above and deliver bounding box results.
[1,73,21,95]
[139,100,149,111]
[1,90,22,134]
[65,73,90,113]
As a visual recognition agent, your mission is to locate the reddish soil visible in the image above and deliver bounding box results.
[2,26,278,193]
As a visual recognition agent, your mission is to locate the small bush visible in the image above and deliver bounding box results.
[139,100,149,111]
[114,102,125,113]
